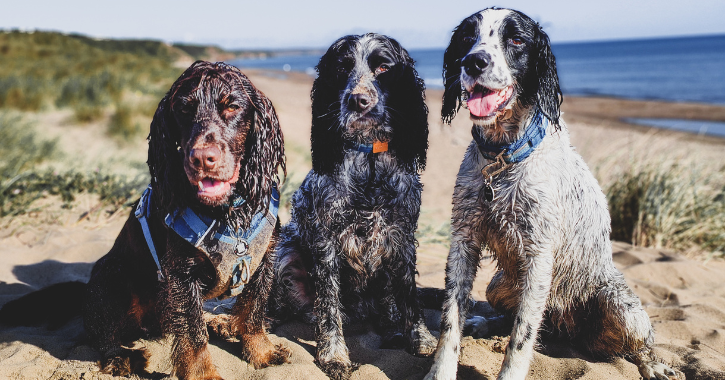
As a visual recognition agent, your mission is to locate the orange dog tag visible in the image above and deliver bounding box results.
[372,141,388,153]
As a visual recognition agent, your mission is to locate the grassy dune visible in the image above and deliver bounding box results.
[0,30,183,136]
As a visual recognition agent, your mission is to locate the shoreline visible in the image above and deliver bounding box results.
[245,69,725,145]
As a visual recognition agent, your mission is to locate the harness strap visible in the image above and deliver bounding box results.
[164,186,280,298]
[136,183,279,298]
[179,207,217,247]
[135,186,165,282]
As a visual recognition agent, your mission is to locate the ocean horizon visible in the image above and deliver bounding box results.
[230,34,725,137]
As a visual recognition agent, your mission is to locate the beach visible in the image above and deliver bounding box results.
[0,69,724,380]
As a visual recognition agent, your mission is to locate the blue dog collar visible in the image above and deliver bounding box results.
[344,140,389,153]
[472,111,548,163]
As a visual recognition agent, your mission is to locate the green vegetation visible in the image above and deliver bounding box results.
[0,30,181,137]
[0,113,147,217]
[108,103,142,140]
[607,160,725,258]
[417,221,451,246]
[0,30,171,217]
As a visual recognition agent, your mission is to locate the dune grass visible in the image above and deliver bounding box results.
[0,30,181,140]
[0,113,147,217]
[605,158,725,258]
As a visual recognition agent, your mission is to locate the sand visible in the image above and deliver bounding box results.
[1,69,724,380]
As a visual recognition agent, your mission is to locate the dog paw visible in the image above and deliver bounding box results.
[423,361,457,380]
[463,315,489,338]
[242,334,291,369]
[173,346,224,380]
[316,359,353,380]
[638,361,683,380]
[204,312,235,341]
[99,347,150,376]
[268,344,292,366]
[410,323,438,357]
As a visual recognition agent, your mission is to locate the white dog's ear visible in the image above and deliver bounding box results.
[532,25,562,128]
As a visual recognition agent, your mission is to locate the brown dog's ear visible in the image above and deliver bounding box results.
[147,95,188,213]
[235,80,286,227]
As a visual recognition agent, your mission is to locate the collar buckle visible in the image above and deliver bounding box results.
[481,150,511,183]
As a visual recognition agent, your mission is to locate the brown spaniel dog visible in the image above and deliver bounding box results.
[0,61,288,380]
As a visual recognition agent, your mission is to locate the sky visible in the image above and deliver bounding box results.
[2,0,725,50]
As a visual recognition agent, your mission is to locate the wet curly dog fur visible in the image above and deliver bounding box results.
[269,34,436,380]
[0,62,289,380]
[424,8,682,380]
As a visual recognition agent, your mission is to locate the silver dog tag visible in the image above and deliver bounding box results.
[483,182,494,202]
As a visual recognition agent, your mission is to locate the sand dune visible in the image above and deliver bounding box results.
[0,70,723,379]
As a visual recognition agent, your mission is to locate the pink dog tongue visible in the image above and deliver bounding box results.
[467,87,513,117]
[200,178,230,195]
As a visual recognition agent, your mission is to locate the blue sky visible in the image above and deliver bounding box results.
[3,0,725,49]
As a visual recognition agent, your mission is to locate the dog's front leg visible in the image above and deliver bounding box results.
[231,223,291,368]
[312,247,352,380]
[424,223,484,380]
[495,247,553,380]
[163,252,222,380]
[391,236,437,357]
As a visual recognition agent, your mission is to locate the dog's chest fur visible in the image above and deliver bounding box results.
[455,125,615,307]
[293,151,421,288]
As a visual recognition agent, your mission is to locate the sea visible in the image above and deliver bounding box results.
[230,35,725,138]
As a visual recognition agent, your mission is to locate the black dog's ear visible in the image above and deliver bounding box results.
[147,95,188,213]
[442,13,481,124]
[310,37,355,175]
[385,53,429,173]
[533,25,562,129]
[236,80,286,226]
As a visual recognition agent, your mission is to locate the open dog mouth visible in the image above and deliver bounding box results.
[466,85,514,119]
[191,165,240,203]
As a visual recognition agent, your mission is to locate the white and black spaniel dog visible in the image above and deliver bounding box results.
[425,8,682,380]
[270,33,436,379]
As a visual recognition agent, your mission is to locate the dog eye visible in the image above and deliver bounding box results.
[226,104,240,111]
[375,64,391,75]
[510,37,524,45]
[462,36,477,45]
[338,61,353,74]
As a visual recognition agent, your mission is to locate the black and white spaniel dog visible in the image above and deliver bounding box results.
[270,33,436,379]
[425,8,682,380]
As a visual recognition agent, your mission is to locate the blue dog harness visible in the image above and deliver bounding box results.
[471,111,549,201]
[135,185,279,299]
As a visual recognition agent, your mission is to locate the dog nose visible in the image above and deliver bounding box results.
[190,146,221,171]
[462,52,491,76]
[348,93,372,113]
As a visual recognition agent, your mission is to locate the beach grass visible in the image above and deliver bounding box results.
[606,157,725,258]
[0,30,181,140]
[0,113,147,218]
